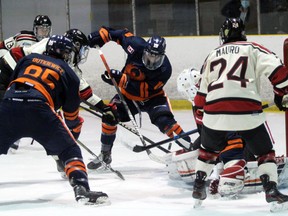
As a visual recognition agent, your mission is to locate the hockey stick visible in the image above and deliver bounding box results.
[76,139,125,180]
[130,102,271,153]
[132,128,198,152]
[262,102,275,109]
[80,101,170,153]
[96,46,167,164]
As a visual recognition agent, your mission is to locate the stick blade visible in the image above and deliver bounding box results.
[133,145,145,152]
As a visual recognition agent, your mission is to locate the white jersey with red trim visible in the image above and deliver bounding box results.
[3,36,102,107]
[197,41,288,131]
[0,31,38,58]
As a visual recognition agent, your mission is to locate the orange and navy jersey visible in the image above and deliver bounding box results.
[101,28,172,101]
[4,53,81,129]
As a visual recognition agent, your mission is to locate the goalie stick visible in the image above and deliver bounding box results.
[76,140,125,180]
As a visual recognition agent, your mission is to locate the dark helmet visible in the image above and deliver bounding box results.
[63,29,89,65]
[142,35,166,70]
[46,35,75,62]
[64,29,88,47]
[33,15,52,41]
[219,17,247,44]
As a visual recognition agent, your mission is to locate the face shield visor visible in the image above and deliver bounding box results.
[35,25,52,41]
[142,50,165,70]
[70,42,89,66]
[78,45,89,64]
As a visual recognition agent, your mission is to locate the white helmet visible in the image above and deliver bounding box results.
[177,68,201,103]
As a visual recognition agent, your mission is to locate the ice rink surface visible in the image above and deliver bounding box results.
[0,110,287,216]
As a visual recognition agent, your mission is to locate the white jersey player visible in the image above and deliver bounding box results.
[0,15,51,58]
[174,67,288,197]
[192,17,288,210]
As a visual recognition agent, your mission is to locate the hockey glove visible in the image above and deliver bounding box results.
[87,26,111,48]
[274,94,288,111]
[102,103,119,125]
[101,69,123,86]
[273,86,288,111]
[71,116,84,140]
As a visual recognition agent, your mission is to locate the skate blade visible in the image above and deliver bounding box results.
[77,196,111,206]
[270,201,288,212]
[88,165,110,173]
[193,199,203,209]
[60,172,67,179]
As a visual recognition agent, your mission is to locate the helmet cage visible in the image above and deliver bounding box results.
[63,29,89,65]
[34,25,52,41]
[142,50,165,70]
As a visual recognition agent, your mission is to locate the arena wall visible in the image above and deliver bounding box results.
[80,35,288,108]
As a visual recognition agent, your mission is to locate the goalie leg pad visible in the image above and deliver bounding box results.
[218,159,246,196]
[171,149,199,183]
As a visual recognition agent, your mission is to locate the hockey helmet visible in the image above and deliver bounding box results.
[177,68,201,103]
[219,17,247,44]
[33,15,52,41]
[64,29,89,65]
[142,35,166,70]
[46,35,75,62]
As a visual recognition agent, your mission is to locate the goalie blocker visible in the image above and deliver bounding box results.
[166,150,288,194]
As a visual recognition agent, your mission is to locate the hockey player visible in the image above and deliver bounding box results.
[0,15,52,152]
[0,29,116,176]
[0,15,52,57]
[0,35,109,205]
[86,27,192,170]
[192,17,288,210]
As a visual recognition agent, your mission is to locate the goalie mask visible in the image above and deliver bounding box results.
[219,17,247,44]
[64,29,89,66]
[177,68,200,103]
[142,35,166,70]
[33,15,52,41]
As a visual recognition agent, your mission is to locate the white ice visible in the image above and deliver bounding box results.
[0,110,287,216]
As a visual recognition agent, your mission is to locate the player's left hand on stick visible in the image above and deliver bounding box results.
[102,103,119,125]
[71,116,84,140]
[282,95,288,110]
[101,69,123,85]
[274,87,288,111]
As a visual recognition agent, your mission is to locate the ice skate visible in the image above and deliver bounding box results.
[260,174,288,212]
[74,185,110,206]
[192,171,207,208]
[87,151,112,170]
